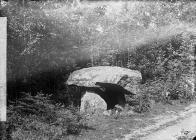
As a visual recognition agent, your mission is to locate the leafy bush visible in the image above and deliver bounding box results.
[6,92,91,140]
[131,33,194,100]
[125,84,154,113]
[126,30,195,111]
[176,129,196,140]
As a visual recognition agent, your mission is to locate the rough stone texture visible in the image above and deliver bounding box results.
[67,66,142,95]
[67,66,142,113]
[80,91,107,113]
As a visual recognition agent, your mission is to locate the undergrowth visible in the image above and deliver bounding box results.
[176,129,196,140]
[6,92,92,140]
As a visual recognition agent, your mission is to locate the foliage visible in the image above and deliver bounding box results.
[176,129,196,140]
[6,93,91,139]
[2,0,196,105]
[125,84,154,113]
[125,31,195,112]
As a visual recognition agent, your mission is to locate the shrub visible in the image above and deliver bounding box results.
[6,92,91,140]
[128,85,153,113]
[176,129,195,140]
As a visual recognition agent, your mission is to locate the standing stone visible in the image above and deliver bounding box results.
[80,91,107,114]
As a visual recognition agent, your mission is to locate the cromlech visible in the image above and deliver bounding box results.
[66,66,142,112]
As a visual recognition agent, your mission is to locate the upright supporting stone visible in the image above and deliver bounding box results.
[80,91,107,114]
[0,17,7,140]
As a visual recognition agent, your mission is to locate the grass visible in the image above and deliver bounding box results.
[72,101,194,140]
[6,93,194,140]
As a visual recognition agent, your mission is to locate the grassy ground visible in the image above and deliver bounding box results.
[67,101,194,140]
[7,93,194,140]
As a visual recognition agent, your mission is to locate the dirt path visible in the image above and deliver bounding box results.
[123,103,196,140]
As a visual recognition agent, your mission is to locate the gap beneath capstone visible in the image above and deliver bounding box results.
[80,82,127,113]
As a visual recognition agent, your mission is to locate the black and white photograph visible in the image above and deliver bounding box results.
[0,0,196,139]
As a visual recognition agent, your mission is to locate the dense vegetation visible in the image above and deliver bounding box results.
[3,0,195,101]
[0,0,195,139]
